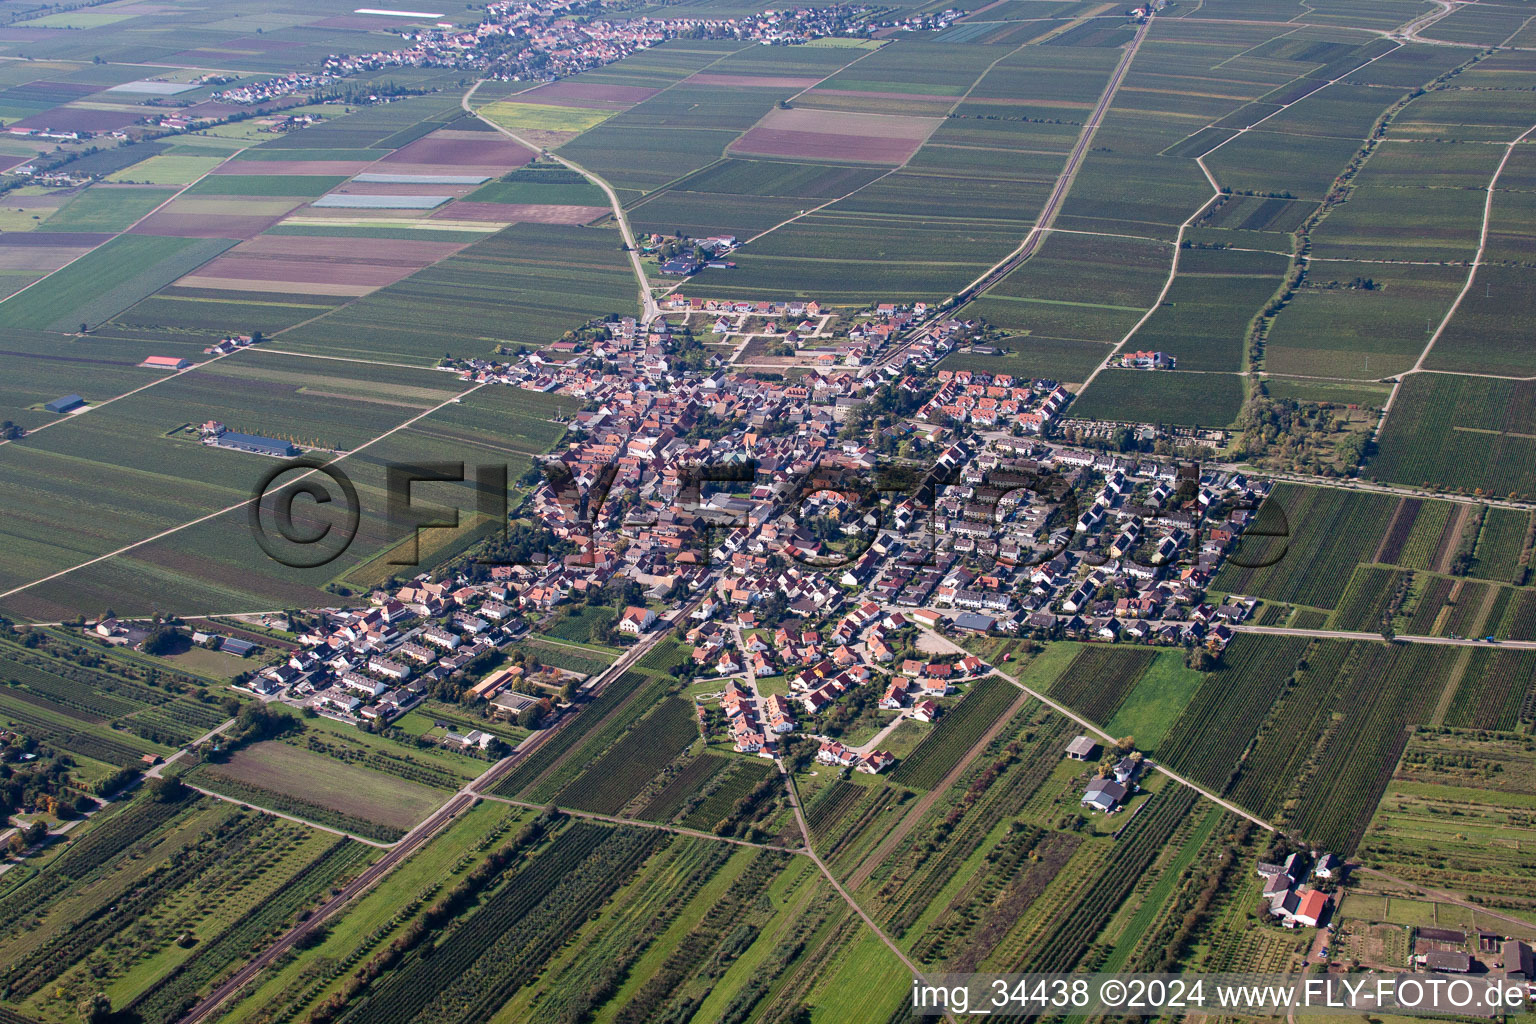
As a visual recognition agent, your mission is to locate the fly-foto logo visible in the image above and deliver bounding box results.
[247,455,1290,574]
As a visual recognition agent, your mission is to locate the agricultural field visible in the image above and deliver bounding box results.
[1357,729,1536,914]
[1214,484,1404,609]
[0,790,376,1024]
[186,738,450,842]
[1,3,1534,1019]
[888,675,1021,789]
[1068,369,1245,429]
[1370,374,1536,498]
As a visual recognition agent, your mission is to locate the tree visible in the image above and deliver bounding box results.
[140,623,182,656]
[78,993,113,1024]
[1114,735,1136,754]
[147,775,189,803]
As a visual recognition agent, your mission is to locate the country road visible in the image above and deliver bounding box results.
[173,588,708,1024]
[910,620,1279,833]
[462,80,659,324]
[876,14,1150,370]
[1233,624,1536,649]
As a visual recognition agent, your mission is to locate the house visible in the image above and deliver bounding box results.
[140,355,191,370]
[341,672,388,698]
[618,606,657,636]
[1065,735,1098,760]
[1313,852,1340,879]
[367,657,411,682]
[917,675,954,697]
[815,740,858,767]
[858,749,895,774]
[911,609,944,629]
[1081,777,1128,812]
[45,394,84,414]
[912,698,939,723]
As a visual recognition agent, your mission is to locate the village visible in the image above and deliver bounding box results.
[54,277,1300,831]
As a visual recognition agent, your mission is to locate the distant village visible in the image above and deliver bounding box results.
[218,0,937,105]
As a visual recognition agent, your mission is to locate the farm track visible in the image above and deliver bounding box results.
[1376,121,1536,433]
[174,784,477,1024]
[461,80,658,324]
[911,621,1280,832]
[171,609,698,1024]
[0,382,492,606]
[876,14,1151,370]
[1081,35,1407,394]
[844,686,1030,891]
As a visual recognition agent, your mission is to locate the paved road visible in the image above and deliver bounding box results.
[461,81,658,324]
[912,621,1279,832]
[876,15,1150,370]
[1234,624,1536,650]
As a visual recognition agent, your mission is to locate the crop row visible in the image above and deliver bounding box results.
[1406,576,1454,633]
[1331,566,1404,631]
[1213,485,1397,609]
[680,760,777,833]
[556,698,699,815]
[1395,500,1455,570]
[0,796,186,936]
[611,848,790,1024]
[343,823,661,1024]
[128,837,369,1024]
[0,696,156,766]
[636,753,728,823]
[1159,635,1309,794]
[299,735,463,791]
[1022,787,1198,973]
[6,811,280,998]
[1226,639,1352,818]
[804,779,866,837]
[1049,647,1154,725]
[1287,643,1453,853]
[872,717,1069,937]
[491,670,659,798]
[1444,649,1536,731]
[890,676,1017,789]
[1375,499,1423,564]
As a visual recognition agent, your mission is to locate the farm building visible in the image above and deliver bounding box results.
[1425,951,1472,974]
[210,431,299,457]
[1505,941,1533,982]
[44,394,84,414]
[220,637,257,657]
[1065,735,1097,760]
[140,355,191,370]
[661,256,701,276]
